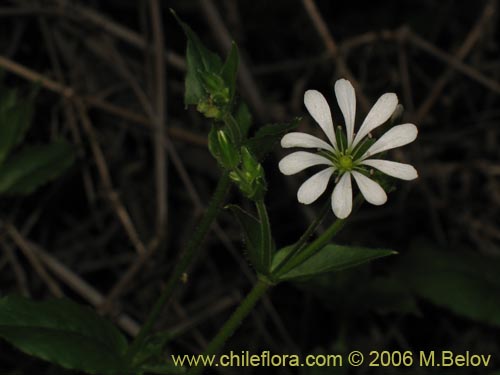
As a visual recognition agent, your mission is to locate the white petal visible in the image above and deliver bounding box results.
[331,172,352,219]
[362,123,418,159]
[297,167,335,204]
[352,93,398,148]
[334,79,356,146]
[281,132,334,152]
[278,151,332,175]
[351,171,387,205]
[361,159,418,180]
[304,90,337,149]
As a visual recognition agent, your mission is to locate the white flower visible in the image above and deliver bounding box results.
[279,78,418,219]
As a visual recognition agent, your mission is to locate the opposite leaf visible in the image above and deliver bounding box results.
[0,140,75,195]
[220,42,239,102]
[0,296,131,374]
[171,10,222,106]
[227,204,270,274]
[273,244,396,281]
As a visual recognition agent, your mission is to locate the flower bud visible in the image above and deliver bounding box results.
[208,128,240,170]
[230,147,267,200]
[197,99,222,120]
[201,72,230,105]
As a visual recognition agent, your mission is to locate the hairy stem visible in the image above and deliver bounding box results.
[187,279,271,375]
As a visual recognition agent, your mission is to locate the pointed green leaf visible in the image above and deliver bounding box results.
[397,241,500,327]
[246,118,300,160]
[0,296,132,374]
[0,140,75,195]
[273,244,396,281]
[227,204,266,273]
[235,102,252,138]
[220,42,239,101]
[171,10,222,105]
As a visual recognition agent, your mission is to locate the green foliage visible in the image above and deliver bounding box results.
[172,10,239,114]
[0,84,75,196]
[0,88,34,164]
[220,42,239,102]
[227,204,274,274]
[0,296,132,374]
[235,102,252,138]
[273,243,396,281]
[0,141,75,195]
[397,240,500,328]
[171,10,222,106]
[245,119,300,161]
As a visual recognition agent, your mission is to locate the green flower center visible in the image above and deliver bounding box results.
[338,155,353,171]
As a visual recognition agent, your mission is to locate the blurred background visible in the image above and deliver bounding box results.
[0,0,499,374]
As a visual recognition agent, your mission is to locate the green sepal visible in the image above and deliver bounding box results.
[229,147,266,201]
[208,127,240,170]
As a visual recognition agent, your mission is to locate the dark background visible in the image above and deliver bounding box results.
[0,0,499,374]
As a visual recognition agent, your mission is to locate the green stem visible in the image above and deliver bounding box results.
[127,172,231,359]
[276,196,363,277]
[255,199,272,273]
[271,201,330,277]
[187,279,271,375]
